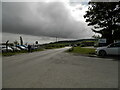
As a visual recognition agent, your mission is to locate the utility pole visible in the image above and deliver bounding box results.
[20,36,23,45]
[56,37,57,42]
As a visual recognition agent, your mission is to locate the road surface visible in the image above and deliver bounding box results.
[3,47,118,88]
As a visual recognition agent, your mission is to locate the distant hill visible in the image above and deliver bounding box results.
[50,39,98,44]
[37,38,98,48]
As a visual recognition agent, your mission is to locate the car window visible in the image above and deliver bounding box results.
[109,43,116,47]
[109,43,120,47]
[116,43,120,47]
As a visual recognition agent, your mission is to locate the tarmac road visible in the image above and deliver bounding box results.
[2,47,118,88]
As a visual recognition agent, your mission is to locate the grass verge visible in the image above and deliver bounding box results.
[66,47,95,55]
[2,49,44,57]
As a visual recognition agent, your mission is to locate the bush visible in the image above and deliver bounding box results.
[80,44,85,47]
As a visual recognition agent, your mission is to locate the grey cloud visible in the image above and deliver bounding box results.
[2,2,93,39]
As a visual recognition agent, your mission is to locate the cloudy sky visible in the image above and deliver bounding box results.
[2,0,94,39]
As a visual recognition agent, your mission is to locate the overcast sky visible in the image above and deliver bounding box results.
[2,0,94,39]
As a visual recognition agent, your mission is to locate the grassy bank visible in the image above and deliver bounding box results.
[67,47,95,55]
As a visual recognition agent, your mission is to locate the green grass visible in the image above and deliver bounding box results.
[67,47,95,55]
[2,51,26,56]
[81,41,97,43]
[44,44,66,49]
[2,49,44,56]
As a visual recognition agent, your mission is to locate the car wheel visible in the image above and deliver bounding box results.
[98,50,107,56]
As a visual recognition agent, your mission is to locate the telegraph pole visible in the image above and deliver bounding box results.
[56,37,57,42]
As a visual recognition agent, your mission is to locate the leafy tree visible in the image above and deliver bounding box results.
[84,2,120,44]
[92,34,101,39]
[35,41,39,44]
[25,42,28,46]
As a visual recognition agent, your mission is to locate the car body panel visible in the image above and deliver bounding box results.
[11,46,21,51]
[16,45,27,50]
[0,46,13,52]
[96,42,120,56]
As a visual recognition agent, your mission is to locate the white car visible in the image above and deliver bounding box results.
[96,42,120,56]
[0,46,13,52]
[10,46,21,51]
[16,45,27,50]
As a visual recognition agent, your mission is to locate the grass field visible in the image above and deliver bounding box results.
[67,47,96,55]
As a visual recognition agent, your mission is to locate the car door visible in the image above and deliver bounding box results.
[106,43,118,55]
[118,47,120,55]
[116,43,120,55]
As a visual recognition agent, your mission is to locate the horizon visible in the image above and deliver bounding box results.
[2,32,94,45]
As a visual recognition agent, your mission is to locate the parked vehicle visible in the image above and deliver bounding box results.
[22,45,28,48]
[95,42,120,56]
[31,45,38,50]
[16,45,27,50]
[10,46,21,51]
[0,46,13,52]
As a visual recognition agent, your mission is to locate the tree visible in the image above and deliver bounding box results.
[13,40,19,46]
[84,2,120,44]
[92,34,101,39]
[35,41,39,44]
[20,36,23,45]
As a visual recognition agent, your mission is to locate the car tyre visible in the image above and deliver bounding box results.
[98,50,107,56]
